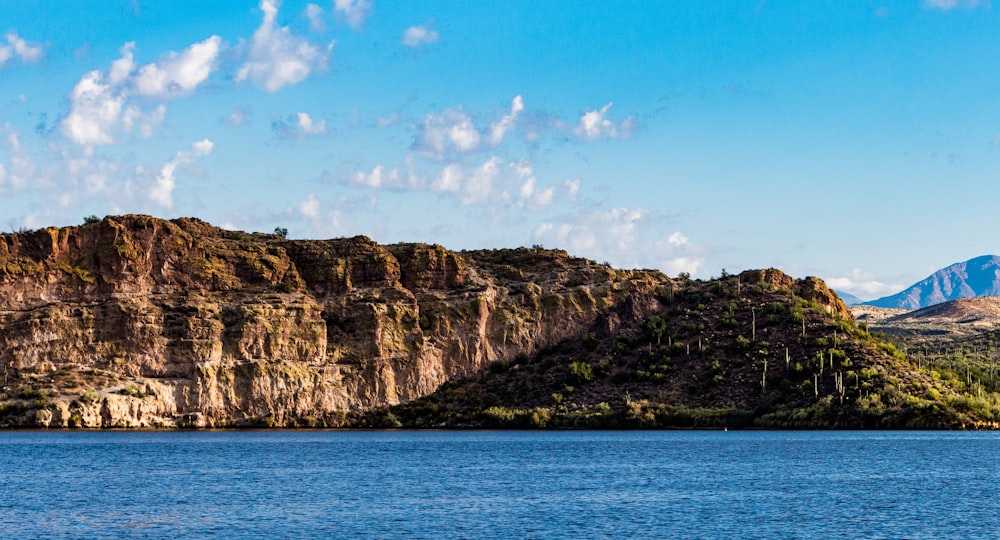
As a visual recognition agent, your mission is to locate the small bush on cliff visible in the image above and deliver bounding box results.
[83,215,101,225]
[569,361,594,382]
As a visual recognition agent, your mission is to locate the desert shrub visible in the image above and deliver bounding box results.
[568,361,593,382]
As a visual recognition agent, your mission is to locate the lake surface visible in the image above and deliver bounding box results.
[0,430,997,539]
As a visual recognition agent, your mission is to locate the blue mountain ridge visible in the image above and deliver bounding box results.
[863,255,1000,310]
[833,290,864,306]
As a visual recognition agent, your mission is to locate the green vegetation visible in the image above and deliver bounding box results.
[356,270,1000,430]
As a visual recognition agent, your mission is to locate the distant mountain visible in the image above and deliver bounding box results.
[834,290,864,306]
[888,296,1000,324]
[864,255,1000,310]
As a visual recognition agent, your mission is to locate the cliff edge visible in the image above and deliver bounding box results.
[0,215,668,427]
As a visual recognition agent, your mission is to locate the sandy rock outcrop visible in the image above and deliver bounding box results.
[0,216,666,427]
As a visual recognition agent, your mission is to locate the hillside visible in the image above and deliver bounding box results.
[1,216,998,429]
[862,296,1000,341]
[865,255,1000,310]
[363,272,999,429]
[0,215,663,428]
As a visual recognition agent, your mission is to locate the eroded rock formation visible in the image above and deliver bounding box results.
[0,216,667,427]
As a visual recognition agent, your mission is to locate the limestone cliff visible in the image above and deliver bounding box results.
[0,215,671,428]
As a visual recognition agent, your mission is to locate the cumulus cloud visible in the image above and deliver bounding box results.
[426,157,548,206]
[223,106,252,126]
[122,103,166,139]
[402,24,439,48]
[0,31,44,68]
[922,0,983,9]
[304,3,326,32]
[413,96,526,160]
[340,155,566,210]
[333,0,373,30]
[237,0,334,93]
[350,165,400,189]
[0,124,136,216]
[272,111,329,139]
[148,139,214,208]
[297,112,327,135]
[375,112,400,128]
[667,231,687,246]
[299,193,321,218]
[0,125,37,191]
[488,95,524,146]
[61,38,220,147]
[563,179,581,202]
[62,70,127,147]
[825,268,901,300]
[132,36,221,98]
[414,107,481,160]
[574,103,637,140]
[532,209,704,275]
[533,208,646,255]
[514,163,555,210]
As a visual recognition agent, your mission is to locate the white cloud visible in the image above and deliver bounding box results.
[667,231,688,246]
[430,163,461,192]
[148,139,214,208]
[296,112,327,134]
[428,157,532,206]
[122,103,166,139]
[563,179,581,202]
[515,163,554,210]
[402,24,439,48]
[237,0,334,93]
[0,31,44,68]
[132,36,221,98]
[533,208,645,257]
[351,165,399,189]
[574,102,637,140]
[414,107,481,160]
[532,208,705,275]
[305,3,327,32]
[413,96,529,160]
[272,111,329,139]
[61,38,220,147]
[61,70,126,147]
[488,95,524,146]
[661,257,703,277]
[299,193,320,217]
[922,0,982,9]
[342,155,567,210]
[0,126,37,191]
[224,107,251,126]
[334,0,373,30]
[457,157,503,205]
[376,112,400,128]
[825,268,901,300]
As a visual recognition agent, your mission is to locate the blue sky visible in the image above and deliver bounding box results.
[1,0,999,299]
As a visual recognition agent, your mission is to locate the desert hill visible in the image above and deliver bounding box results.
[1,216,998,429]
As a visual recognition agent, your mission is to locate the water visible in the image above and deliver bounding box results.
[1,430,997,539]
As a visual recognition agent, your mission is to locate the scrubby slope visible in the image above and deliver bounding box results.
[368,270,999,429]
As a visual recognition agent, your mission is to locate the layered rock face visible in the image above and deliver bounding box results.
[0,216,667,427]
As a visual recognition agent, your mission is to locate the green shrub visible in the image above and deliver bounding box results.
[568,361,593,382]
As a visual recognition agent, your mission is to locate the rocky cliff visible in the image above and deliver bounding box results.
[0,215,669,427]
